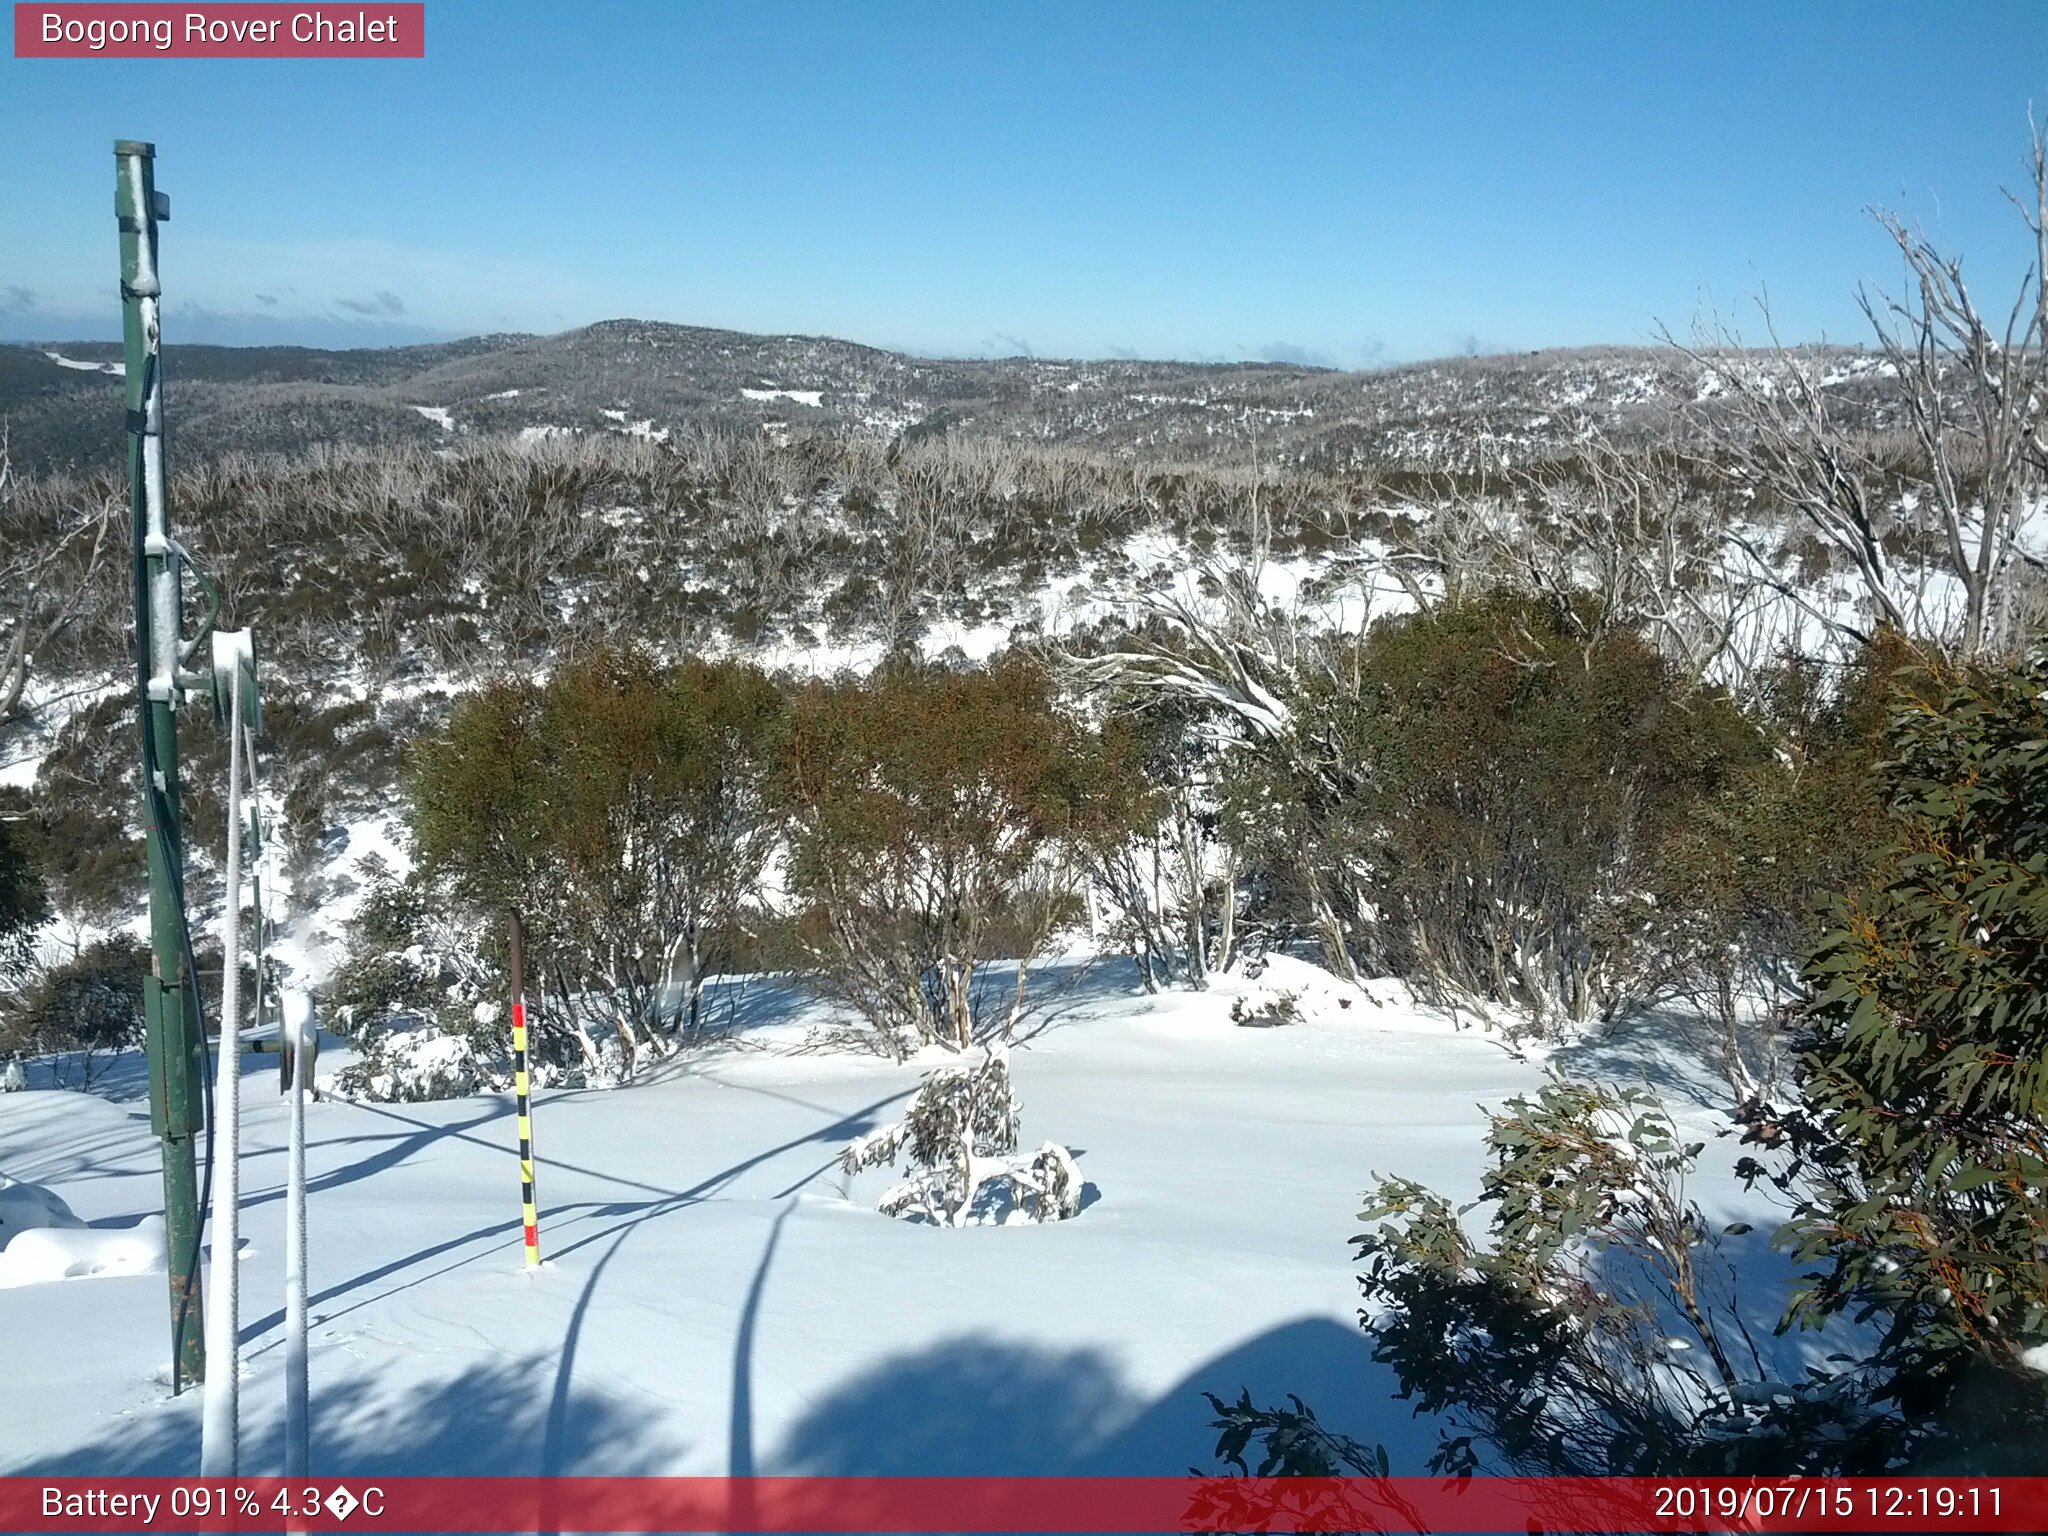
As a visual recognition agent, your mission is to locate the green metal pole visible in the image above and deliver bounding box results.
[118,138,206,1393]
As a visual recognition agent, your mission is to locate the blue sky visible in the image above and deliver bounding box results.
[3,2,2045,363]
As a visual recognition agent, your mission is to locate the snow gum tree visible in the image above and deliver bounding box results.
[409,649,787,1077]
[1210,593,1768,1029]
[1680,125,2048,662]
[0,429,117,724]
[781,653,1143,1055]
[535,647,786,1050]
[1075,677,1225,992]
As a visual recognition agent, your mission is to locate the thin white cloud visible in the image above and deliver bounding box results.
[155,233,611,333]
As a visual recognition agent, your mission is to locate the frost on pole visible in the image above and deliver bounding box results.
[282,987,315,1478]
[199,631,258,1478]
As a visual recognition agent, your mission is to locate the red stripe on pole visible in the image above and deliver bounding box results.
[1,1477,2043,1532]
[14,4,425,58]
[522,1223,538,1248]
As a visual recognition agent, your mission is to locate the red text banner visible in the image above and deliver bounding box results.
[1,1476,2043,1533]
[14,4,424,58]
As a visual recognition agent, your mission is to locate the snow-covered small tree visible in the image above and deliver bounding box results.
[326,872,583,1100]
[841,1047,1084,1226]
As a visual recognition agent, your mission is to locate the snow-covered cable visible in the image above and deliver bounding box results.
[199,660,245,1477]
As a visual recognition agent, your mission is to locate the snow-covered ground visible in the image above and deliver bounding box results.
[741,387,824,408]
[0,955,1647,1478]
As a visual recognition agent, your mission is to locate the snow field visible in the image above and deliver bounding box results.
[1,959,1566,1477]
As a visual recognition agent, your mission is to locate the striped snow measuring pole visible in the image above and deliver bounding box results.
[509,911,540,1268]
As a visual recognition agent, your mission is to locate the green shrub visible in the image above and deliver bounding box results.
[409,649,787,1067]
[1647,633,1913,1092]
[0,797,49,985]
[1209,643,2048,1481]
[1222,593,1768,1028]
[782,653,1142,1053]
[1748,647,2048,1460]
[2,937,148,1089]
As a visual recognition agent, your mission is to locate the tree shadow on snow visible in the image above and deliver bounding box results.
[979,955,1141,1050]
[1552,1000,1778,1115]
[1579,1220,1871,1391]
[31,1314,1437,1485]
[231,1088,909,1358]
[20,1352,688,1477]
[764,1316,1437,1476]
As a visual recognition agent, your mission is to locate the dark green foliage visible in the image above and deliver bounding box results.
[326,879,456,1036]
[0,799,50,984]
[17,696,146,925]
[538,647,787,1041]
[1648,633,1912,1090]
[783,653,1145,1052]
[1222,593,1768,1026]
[408,649,787,1065]
[2,937,148,1088]
[1746,648,2048,1450]
[409,673,553,923]
[1205,1390,1389,1476]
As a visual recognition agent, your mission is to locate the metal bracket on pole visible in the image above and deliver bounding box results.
[209,629,259,735]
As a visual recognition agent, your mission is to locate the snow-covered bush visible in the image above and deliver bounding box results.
[0,1172,82,1248]
[328,876,494,1036]
[0,1164,164,1290]
[334,1017,488,1103]
[1230,986,1302,1028]
[0,1175,164,1289]
[327,874,583,1101]
[0,1215,167,1289]
[841,1047,1085,1226]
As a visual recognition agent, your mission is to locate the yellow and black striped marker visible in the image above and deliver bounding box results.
[512,996,540,1267]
